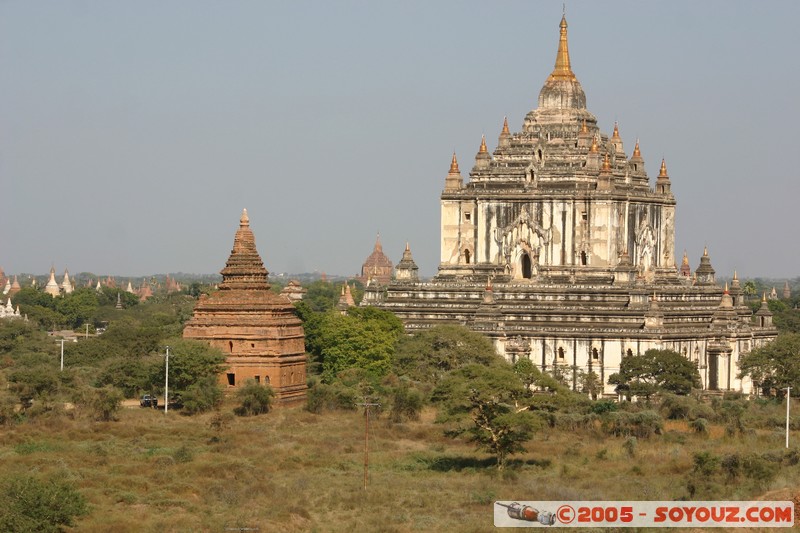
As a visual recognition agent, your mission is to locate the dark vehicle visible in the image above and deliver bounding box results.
[140,395,159,408]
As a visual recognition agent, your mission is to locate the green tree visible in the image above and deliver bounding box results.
[317,307,403,381]
[303,280,341,312]
[434,362,539,470]
[8,365,61,405]
[180,375,224,414]
[608,349,700,400]
[742,280,757,301]
[737,334,800,394]
[394,324,500,385]
[97,355,162,398]
[0,474,87,533]
[88,385,124,421]
[54,289,99,329]
[234,380,274,416]
[580,370,602,400]
[164,339,226,411]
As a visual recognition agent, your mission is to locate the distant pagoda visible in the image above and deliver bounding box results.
[183,209,307,405]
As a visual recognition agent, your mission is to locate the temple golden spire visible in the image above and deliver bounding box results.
[632,139,641,158]
[659,158,668,177]
[501,116,510,135]
[581,119,588,133]
[479,135,488,154]
[601,153,611,171]
[449,152,460,174]
[682,251,689,266]
[612,122,621,140]
[240,208,249,227]
[590,136,599,153]
[549,15,577,81]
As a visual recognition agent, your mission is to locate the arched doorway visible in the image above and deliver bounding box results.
[464,249,471,264]
[521,253,532,279]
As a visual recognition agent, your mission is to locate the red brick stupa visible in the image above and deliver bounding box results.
[183,209,307,404]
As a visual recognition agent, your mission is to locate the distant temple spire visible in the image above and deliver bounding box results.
[44,266,60,297]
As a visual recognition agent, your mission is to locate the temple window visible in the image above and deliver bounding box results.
[254,376,260,384]
[626,349,633,357]
[592,348,599,360]
[464,249,471,264]
[229,341,234,353]
[558,347,565,360]
[581,251,588,266]
[464,212,471,222]
[227,373,235,386]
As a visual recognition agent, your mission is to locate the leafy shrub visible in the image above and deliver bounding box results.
[389,384,424,423]
[601,410,663,438]
[89,386,123,421]
[742,454,779,487]
[589,399,618,415]
[554,413,597,431]
[234,380,274,416]
[623,437,637,458]
[692,451,720,476]
[305,380,358,413]
[180,375,223,415]
[689,418,709,434]
[0,474,88,533]
[209,411,234,432]
[172,445,194,463]
[721,453,741,480]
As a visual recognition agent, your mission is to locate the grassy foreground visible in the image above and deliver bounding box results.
[2,401,799,532]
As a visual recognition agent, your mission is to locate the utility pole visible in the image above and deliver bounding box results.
[357,399,380,490]
[56,338,65,371]
[164,346,170,414]
[787,387,791,449]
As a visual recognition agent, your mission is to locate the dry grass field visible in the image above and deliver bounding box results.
[2,401,799,532]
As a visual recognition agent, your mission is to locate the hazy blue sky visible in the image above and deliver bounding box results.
[1,1,798,279]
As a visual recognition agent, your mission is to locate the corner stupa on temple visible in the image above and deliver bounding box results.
[183,209,307,405]
[374,14,777,396]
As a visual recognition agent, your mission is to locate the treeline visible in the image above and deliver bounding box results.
[0,292,226,425]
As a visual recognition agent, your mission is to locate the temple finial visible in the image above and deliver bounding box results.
[501,116,510,135]
[449,152,460,173]
[632,139,641,158]
[240,208,249,227]
[549,14,576,81]
[659,158,668,178]
[612,122,621,140]
[479,135,488,154]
